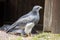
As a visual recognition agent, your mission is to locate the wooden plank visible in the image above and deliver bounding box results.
[43,0,53,32]
[51,0,60,33]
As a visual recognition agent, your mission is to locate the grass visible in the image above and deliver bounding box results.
[16,36,22,40]
[17,32,60,40]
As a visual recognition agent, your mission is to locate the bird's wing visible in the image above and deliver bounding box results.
[0,24,11,31]
[6,15,35,32]
[14,11,33,24]
[16,15,35,23]
[10,29,24,34]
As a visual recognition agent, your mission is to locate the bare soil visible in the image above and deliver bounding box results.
[0,31,20,40]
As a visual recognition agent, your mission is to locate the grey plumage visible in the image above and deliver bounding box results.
[0,24,11,31]
[6,5,42,35]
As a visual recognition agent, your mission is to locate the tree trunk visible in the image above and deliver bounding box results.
[51,0,60,33]
[43,0,53,32]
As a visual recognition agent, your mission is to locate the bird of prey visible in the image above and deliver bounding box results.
[6,5,42,36]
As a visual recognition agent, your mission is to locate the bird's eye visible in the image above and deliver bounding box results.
[36,7,39,9]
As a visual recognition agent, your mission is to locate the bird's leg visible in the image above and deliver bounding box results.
[28,33,31,37]
[21,33,31,37]
[21,32,28,37]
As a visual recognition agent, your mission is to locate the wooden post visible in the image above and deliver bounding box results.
[51,0,60,33]
[43,0,53,32]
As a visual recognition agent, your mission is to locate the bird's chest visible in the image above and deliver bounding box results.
[35,15,39,21]
[31,15,39,23]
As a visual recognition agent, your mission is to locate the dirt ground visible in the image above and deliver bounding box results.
[0,31,20,40]
[0,31,32,40]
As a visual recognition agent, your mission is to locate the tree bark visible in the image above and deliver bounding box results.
[51,0,60,33]
[43,0,53,32]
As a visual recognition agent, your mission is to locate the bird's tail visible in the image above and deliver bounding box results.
[6,23,17,33]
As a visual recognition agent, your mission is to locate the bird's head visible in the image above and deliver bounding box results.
[32,5,42,12]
